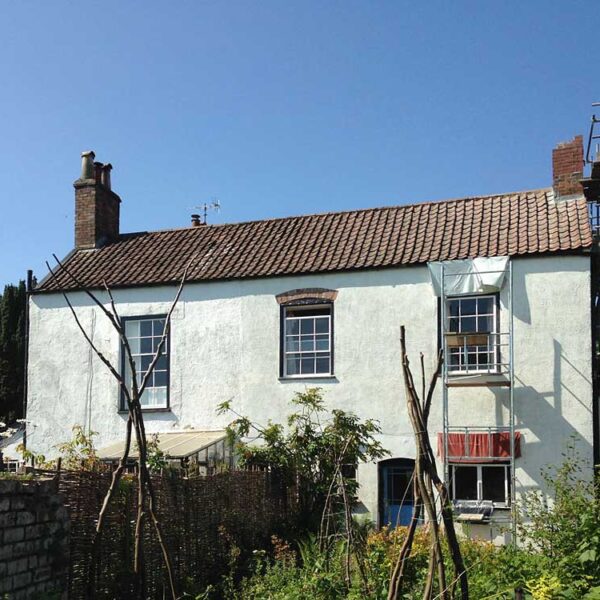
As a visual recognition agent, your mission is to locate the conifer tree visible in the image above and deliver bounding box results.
[0,281,26,423]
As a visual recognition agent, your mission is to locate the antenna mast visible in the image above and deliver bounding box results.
[586,102,600,165]
[191,199,221,225]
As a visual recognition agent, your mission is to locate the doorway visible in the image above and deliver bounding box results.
[378,458,415,528]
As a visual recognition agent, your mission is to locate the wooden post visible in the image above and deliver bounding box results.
[54,457,62,491]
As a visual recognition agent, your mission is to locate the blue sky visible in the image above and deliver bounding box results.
[0,1,597,285]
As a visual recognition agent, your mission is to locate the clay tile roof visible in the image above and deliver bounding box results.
[38,188,593,292]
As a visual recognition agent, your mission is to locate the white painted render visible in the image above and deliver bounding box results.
[26,255,593,534]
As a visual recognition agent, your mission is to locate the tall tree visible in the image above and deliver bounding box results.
[0,281,26,423]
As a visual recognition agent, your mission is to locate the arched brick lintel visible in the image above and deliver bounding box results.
[275,287,338,305]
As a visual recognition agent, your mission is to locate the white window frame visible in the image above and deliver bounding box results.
[282,304,332,378]
[122,316,169,410]
[446,294,498,374]
[450,463,511,507]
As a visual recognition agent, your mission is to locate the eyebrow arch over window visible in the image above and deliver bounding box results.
[275,288,338,305]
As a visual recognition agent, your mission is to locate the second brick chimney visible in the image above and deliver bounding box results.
[74,151,121,249]
[552,135,584,198]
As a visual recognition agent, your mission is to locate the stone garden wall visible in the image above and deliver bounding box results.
[0,478,69,599]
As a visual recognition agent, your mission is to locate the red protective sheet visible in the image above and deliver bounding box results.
[437,431,521,463]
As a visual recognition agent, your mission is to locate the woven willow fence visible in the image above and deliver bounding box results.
[53,469,296,598]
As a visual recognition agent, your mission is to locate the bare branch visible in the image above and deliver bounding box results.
[49,257,139,406]
[423,349,443,424]
[46,262,131,402]
[102,279,122,328]
[52,254,122,331]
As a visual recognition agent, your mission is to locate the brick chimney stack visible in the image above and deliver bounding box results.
[74,151,121,249]
[552,135,584,198]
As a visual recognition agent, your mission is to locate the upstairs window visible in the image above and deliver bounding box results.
[450,463,511,506]
[282,304,332,377]
[122,316,169,409]
[446,295,498,373]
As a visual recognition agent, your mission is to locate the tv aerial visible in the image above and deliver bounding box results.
[190,199,221,226]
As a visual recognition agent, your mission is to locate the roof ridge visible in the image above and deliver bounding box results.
[120,187,553,238]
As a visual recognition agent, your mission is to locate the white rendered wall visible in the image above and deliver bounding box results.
[26,255,593,528]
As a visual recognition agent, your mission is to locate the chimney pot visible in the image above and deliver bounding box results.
[191,214,202,227]
[93,161,104,184]
[101,163,112,190]
[80,150,95,180]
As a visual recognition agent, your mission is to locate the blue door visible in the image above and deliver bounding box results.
[379,458,415,528]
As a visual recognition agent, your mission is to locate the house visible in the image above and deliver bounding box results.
[25,136,600,540]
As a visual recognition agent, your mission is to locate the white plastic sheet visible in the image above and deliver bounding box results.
[427,256,509,297]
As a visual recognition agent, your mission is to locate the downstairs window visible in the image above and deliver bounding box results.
[450,463,511,506]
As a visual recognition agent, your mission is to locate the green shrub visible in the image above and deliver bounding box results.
[233,443,600,599]
[517,443,600,598]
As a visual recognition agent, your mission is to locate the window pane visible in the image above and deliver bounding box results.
[477,315,493,332]
[140,388,151,407]
[286,336,300,352]
[141,355,153,371]
[286,319,300,335]
[477,352,492,368]
[448,300,460,318]
[315,317,329,333]
[387,468,412,503]
[460,299,477,316]
[300,337,315,352]
[125,320,140,337]
[315,335,329,351]
[128,338,140,354]
[300,357,315,374]
[447,317,460,333]
[300,319,315,334]
[477,297,494,315]
[315,357,330,374]
[482,467,507,503]
[141,337,153,354]
[286,356,300,375]
[466,351,478,366]
[449,349,461,367]
[140,320,153,337]
[154,371,168,387]
[156,355,167,371]
[453,466,477,500]
[148,388,159,407]
[153,387,167,407]
[153,319,165,336]
[461,316,477,332]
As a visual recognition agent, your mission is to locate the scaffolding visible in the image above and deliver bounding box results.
[437,259,516,536]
